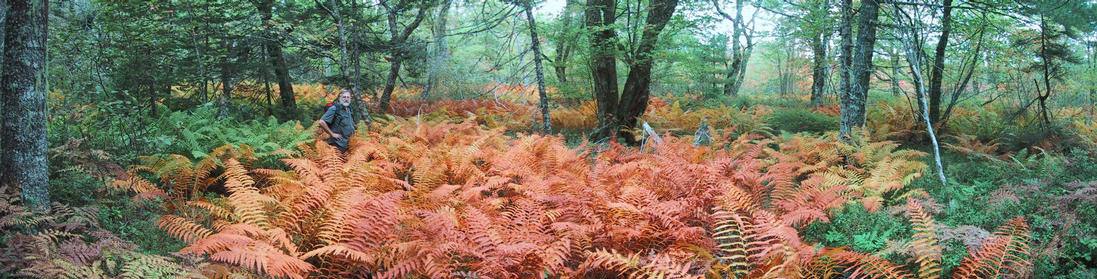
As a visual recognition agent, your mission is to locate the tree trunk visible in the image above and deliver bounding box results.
[421,0,450,100]
[894,3,947,186]
[838,0,852,125]
[521,1,551,133]
[717,0,750,97]
[218,39,237,120]
[551,0,577,84]
[891,48,902,97]
[1,0,50,212]
[585,0,619,138]
[927,0,953,124]
[256,0,296,119]
[616,0,678,144]
[377,2,429,113]
[840,0,879,139]
[1038,18,1052,125]
[810,31,827,107]
[378,59,402,113]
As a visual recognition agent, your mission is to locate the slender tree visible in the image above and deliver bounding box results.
[514,0,552,133]
[253,0,298,120]
[376,0,433,113]
[927,0,953,124]
[712,0,756,97]
[1,0,50,211]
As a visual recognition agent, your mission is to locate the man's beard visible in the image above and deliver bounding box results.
[341,101,351,107]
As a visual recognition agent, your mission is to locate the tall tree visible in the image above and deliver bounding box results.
[615,0,680,142]
[838,0,852,114]
[712,0,756,97]
[584,0,680,142]
[548,0,579,84]
[254,0,298,120]
[514,0,551,133]
[839,0,880,140]
[1012,0,1097,125]
[807,0,831,107]
[926,0,953,124]
[376,0,433,113]
[585,0,619,136]
[1,0,49,211]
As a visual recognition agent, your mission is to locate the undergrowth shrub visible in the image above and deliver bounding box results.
[766,109,838,134]
[906,146,1097,278]
[0,185,208,278]
[150,105,311,168]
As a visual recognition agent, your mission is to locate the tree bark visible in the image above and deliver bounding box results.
[1,0,50,212]
[256,0,297,119]
[810,31,827,107]
[585,0,619,138]
[520,0,551,133]
[616,0,678,144]
[840,0,879,139]
[927,0,953,124]
[218,39,238,120]
[838,0,852,121]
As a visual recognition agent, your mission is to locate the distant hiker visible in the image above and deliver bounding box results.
[318,90,356,153]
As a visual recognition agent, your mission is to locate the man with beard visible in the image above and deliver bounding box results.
[318,90,356,153]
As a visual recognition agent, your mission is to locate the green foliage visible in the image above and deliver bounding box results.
[906,147,1097,278]
[47,167,186,256]
[766,109,837,134]
[150,105,312,168]
[803,203,909,254]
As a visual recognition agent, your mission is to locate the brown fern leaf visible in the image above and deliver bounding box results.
[830,249,915,279]
[208,241,312,279]
[223,159,275,229]
[952,217,1032,279]
[905,199,942,279]
[711,209,753,278]
[159,215,214,245]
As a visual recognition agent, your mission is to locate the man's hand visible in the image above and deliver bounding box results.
[331,133,343,140]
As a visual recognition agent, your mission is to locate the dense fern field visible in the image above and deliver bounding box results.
[11,91,1097,278]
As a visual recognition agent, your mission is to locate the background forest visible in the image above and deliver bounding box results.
[2,0,1097,278]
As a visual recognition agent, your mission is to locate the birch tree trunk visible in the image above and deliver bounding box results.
[893,2,947,186]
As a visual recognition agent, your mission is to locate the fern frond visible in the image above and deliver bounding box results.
[711,209,752,278]
[952,217,1031,279]
[905,199,942,279]
[831,249,915,279]
[209,241,312,279]
[158,215,213,245]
